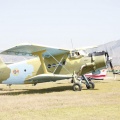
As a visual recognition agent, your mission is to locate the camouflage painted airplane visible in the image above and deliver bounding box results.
[0,44,108,91]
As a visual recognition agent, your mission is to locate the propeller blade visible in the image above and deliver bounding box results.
[109,61,115,73]
[105,51,115,74]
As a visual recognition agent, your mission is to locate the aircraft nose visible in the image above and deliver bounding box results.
[88,51,108,69]
[91,51,114,71]
[78,52,107,75]
[93,55,106,69]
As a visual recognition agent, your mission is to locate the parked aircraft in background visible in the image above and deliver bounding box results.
[0,44,111,91]
[85,69,107,80]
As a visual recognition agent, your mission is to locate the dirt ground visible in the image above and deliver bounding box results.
[0,73,120,120]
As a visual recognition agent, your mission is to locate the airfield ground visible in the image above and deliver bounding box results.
[0,73,120,120]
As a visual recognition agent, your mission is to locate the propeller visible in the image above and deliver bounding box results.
[105,51,115,74]
[89,51,115,74]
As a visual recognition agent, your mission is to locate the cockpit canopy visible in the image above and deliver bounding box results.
[69,49,88,58]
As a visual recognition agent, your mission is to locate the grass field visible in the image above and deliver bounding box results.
[0,74,120,120]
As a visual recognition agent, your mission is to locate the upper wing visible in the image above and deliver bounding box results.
[0,44,70,57]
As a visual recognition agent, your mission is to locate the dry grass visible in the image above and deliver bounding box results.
[0,73,120,120]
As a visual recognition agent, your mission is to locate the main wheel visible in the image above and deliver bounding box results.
[73,83,82,91]
[86,81,95,89]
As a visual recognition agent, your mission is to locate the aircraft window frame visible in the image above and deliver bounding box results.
[62,60,66,65]
[52,63,56,67]
[92,70,100,75]
[47,64,51,68]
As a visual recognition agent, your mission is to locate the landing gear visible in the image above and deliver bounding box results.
[86,81,95,89]
[7,84,12,90]
[72,71,82,91]
[82,75,95,89]
[32,83,37,86]
[72,72,95,91]
[73,83,82,91]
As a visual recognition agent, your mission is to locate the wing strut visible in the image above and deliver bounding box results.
[33,50,48,74]
[46,51,71,74]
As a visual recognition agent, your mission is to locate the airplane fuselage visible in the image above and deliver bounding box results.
[0,54,106,85]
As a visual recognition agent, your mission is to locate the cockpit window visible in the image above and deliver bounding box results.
[75,52,80,56]
[70,50,88,58]
[79,50,88,56]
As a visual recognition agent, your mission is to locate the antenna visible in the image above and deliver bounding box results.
[71,39,74,49]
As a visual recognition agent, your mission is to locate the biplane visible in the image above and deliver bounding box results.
[0,44,108,91]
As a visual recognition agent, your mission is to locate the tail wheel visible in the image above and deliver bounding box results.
[86,81,95,89]
[73,83,82,91]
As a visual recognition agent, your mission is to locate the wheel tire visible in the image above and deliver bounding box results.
[86,81,95,89]
[73,83,82,91]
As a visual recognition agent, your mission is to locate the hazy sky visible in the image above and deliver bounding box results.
[0,0,120,49]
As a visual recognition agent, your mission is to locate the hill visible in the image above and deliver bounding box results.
[87,39,120,66]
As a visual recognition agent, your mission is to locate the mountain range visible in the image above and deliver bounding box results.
[86,39,120,66]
